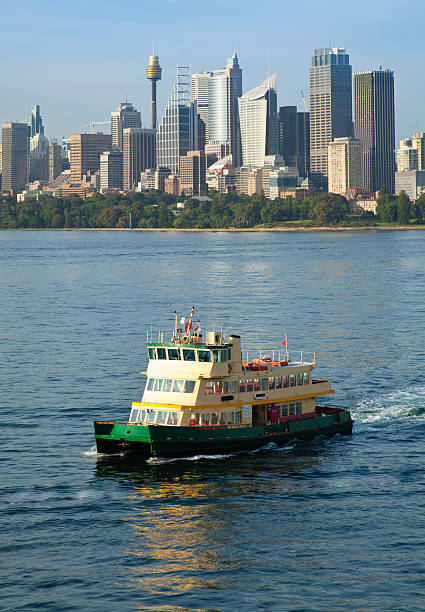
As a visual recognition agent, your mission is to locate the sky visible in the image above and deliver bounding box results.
[2,0,424,144]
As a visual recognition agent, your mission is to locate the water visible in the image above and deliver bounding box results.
[1,229,425,611]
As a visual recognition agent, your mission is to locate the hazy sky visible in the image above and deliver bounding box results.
[2,0,424,144]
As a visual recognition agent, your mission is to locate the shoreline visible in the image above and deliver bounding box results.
[2,225,425,232]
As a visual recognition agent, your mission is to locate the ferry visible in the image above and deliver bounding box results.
[94,308,353,458]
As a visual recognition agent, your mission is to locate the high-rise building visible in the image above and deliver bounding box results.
[110,102,141,151]
[156,66,198,174]
[100,150,123,189]
[238,75,278,168]
[192,72,212,140]
[397,139,418,172]
[354,69,395,193]
[395,170,425,201]
[70,133,112,183]
[26,105,44,138]
[26,105,49,182]
[328,137,362,195]
[48,141,62,183]
[1,122,30,192]
[412,133,425,170]
[309,47,353,188]
[146,53,162,129]
[123,128,156,190]
[207,53,242,167]
[278,106,310,178]
[164,174,180,195]
[179,150,206,196]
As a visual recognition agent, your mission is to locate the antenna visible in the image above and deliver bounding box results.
[153,40,155,55]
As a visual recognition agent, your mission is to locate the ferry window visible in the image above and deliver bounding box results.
[221,350,228,362]
[228,412,234,424]
[147,378,154,391]
[220,412,226,424]
[276,376,283,389]
[183,349,195,361]
[261,378,268,391]
[184,380,195,393]
[289,403,295,415]
[168,348,181,360]
[235,411,241,424]
[269,377,275,390]
[214,381,223,394]
[211,412,218,425]
[232,380,237,394]
[296,402,302,415]
[284,376,289,388]
[195,413,200,425]
[140,409,147,422]
[203,413,210,426]
[148,348,156,359]
[172,379,184,393]
[198,350,211,362]
[223,381,229,393]
[304,372,310,384]
[204,381,214,395]
[130,409,138,422]
[154,378,163,392]
[167,412,179,425]
[239,380,246,393]
[157,348,167,360]
[228,348,232,361]
[157,410,166,424]
[246,379,253,392]
[254,379,260,391]
[148,410,157,423]
[290,374,296,387]
[281,405,288,417]
[163,379,172,392]
[297,373,303,385]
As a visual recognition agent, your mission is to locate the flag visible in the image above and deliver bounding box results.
[282,335,287,346]
[194,317,201,333]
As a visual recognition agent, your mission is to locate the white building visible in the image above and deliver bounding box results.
[395,170,425,201]
[397,139,418,172]
[110,102,141,151]
[328,137,362,195]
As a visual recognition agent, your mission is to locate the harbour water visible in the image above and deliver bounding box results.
[1,229,425,611]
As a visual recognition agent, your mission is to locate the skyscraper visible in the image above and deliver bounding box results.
[48,141,62,183]
[207,53,242,167]
[328,137,362,195]
[191,72,212,140]
[278,106,310,177]
[110,102,142,151]
[26,105,48,181]
[309,47,353,188]
[70,133,112,183]
[123,128,156,190]
[156,66,198,174]
[354,69,395,193]
[100,150,123,189]
[238,75,278,168]
[179,150,207,196]
[1,122,30,192]
[26,105,44,138]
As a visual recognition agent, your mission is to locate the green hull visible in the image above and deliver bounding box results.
[94,410,353,459]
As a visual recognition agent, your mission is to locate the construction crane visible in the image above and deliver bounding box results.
[85,121,109,134]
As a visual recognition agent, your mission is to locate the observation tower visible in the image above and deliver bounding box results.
[146,49,162,129]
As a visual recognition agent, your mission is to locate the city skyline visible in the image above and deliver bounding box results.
[2,0,424,144]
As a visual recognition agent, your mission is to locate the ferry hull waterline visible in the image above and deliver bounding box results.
[94,308,353,459]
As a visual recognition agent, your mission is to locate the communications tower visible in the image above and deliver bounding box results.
[146,46,162,130]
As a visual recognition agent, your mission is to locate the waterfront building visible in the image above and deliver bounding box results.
[70,133,112,183]
[123,128,156,190]
[309,47,353,189]
[100,150,123,189]
[48,141,62,183]
[1,122,30,192]
[157,66,198,174]
[238,75,278,168]
[328,137,362,195]
[354,69,395,193]
[179,150,207,196]
[395,170,425,201]
[110,102,141,151]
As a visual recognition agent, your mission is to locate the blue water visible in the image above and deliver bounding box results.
[1,229,425,611]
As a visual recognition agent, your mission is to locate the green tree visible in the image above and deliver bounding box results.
[312,194,349,225]
[396,191,410,225]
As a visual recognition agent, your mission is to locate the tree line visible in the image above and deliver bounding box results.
[0,189,424,229]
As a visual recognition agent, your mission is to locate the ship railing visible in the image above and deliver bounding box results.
[242,350,316,371]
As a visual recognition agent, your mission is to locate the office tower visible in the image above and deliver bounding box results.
[100,150,123,189]
[26,105,44,137]
[328,137,362,195]
[192,72,212,140]
[110,102,142,151]
[154,167,169,191]
[412,133,425,170]
[70,133,112,183]
[179,150,206,196]
[164,174,180,195]
[354,69,395,193]
[238,74,278,168]
[0,143,2,174]
[397,139,418,172]
[1,122,30,191]
[395,170,425,201]
[26,105,49,181]
[207,52,242,167]
[309,47,353,188]
[278,106,310,178]
[146,53,162,129]
[48,141,62,183]
[123,128,156,190]
[156,66,198,174]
